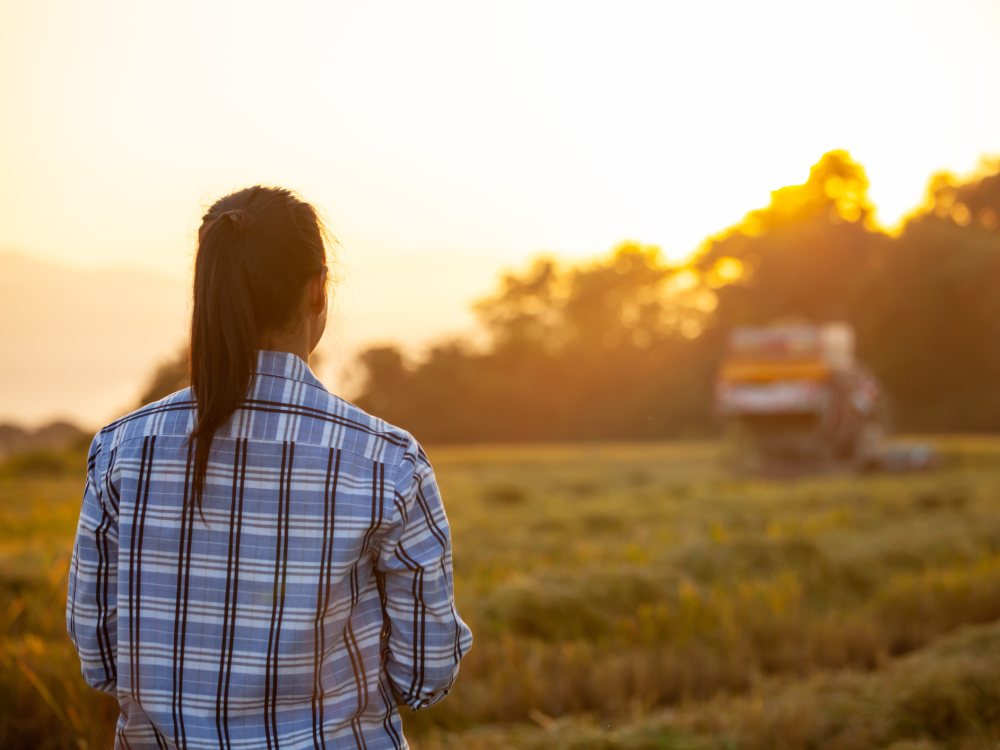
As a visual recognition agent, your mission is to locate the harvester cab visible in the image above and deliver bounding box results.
[715,323,884,470]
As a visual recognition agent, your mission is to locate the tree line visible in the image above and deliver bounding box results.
[353,151,1000,441]
[140,151,1000,442]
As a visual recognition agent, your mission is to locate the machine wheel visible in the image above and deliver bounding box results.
[853,421,885,471]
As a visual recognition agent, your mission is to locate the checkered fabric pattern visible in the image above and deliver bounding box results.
[67,350,472,750]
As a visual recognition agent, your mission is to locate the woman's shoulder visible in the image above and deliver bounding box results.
[92,380,423,470]
[95,388,195,447]
[318,391,422,466]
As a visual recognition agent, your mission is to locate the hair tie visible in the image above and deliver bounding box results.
[220,209,253,236]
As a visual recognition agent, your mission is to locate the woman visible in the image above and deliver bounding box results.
[67,186,472,749]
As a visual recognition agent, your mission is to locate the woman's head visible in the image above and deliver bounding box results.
[190,185,331,506]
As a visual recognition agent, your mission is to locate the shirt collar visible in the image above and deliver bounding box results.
[255,350,325,390]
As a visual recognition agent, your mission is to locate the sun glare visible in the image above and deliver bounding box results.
[1,0,998,270]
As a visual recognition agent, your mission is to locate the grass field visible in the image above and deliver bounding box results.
[3,438,1000,749]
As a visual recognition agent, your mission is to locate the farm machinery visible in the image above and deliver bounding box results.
[715,323,885,470]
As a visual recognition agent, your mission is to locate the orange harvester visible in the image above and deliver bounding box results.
[715,324,883,466]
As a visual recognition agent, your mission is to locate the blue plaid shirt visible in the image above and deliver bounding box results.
[67,351,472,750]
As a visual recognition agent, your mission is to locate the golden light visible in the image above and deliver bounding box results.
[710,258,744,287]
[951,203,972,226]
[980,208,999,230]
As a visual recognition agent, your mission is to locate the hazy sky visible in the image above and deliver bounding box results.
[2,0,1000,426]
[3,0,999,272]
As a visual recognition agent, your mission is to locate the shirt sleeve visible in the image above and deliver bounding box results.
[376,434,473,711]
[66,432,119,694]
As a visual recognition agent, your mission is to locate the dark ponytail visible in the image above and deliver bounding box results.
[189,186,329,510]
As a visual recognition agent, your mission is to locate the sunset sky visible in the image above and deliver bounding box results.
[2,0,1000,426]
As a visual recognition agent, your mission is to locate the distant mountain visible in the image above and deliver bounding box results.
[0,245,497,428]
[0,252,189,428]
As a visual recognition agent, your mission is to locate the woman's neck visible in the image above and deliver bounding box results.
[258,328,310,364]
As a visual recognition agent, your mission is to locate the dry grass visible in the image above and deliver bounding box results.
[0,470,118,749]
[411,620,1000,750]
[3,438,1000,748]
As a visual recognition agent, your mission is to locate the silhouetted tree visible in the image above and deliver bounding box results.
[857,163,1000,430]
[353,152,1000,441]
[355,242,719,442]
[138,349,190,407]
[694,150,887,331]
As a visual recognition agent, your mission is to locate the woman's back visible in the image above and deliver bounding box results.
[68,351,471,749]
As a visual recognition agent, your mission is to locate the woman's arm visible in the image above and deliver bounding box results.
[66,433,119,694]
[376,436,473,711]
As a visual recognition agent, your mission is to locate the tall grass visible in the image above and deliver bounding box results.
[3,439,1000,748]
[0,463,118,749]
[410,621,1000,750]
